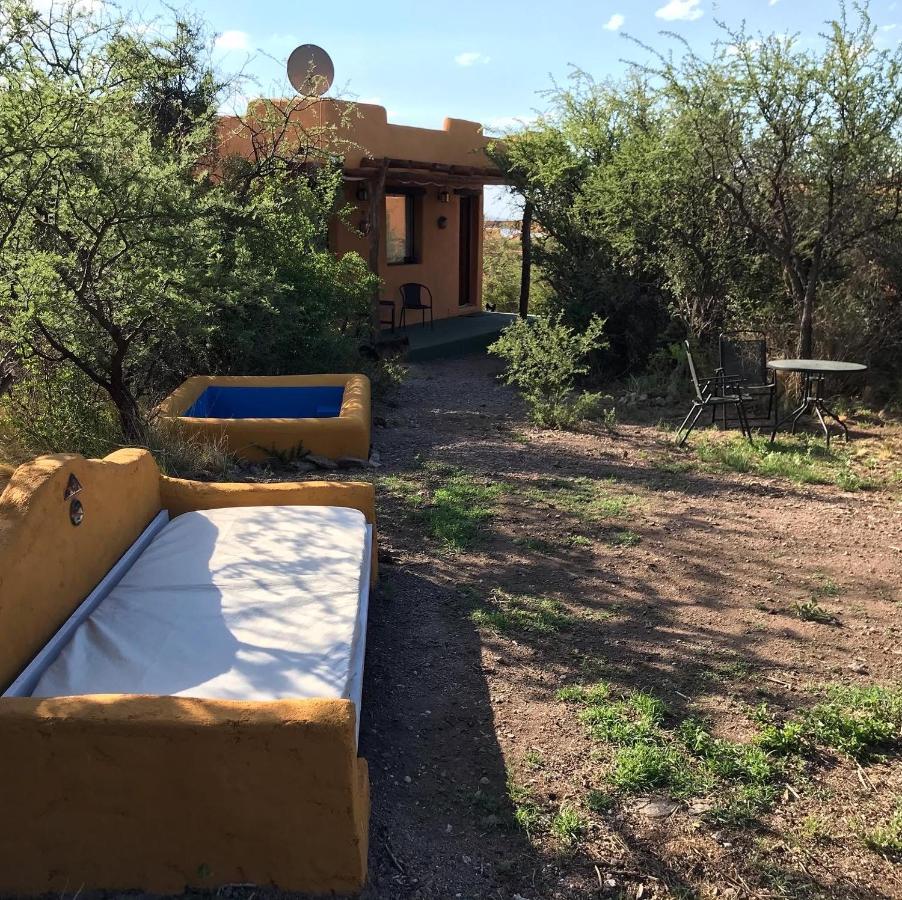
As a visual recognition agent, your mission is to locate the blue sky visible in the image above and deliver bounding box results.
[118,0,902,215]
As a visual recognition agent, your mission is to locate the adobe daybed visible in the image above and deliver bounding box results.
[0,448,375,895]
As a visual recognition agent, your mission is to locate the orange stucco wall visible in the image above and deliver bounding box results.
[218,101,492,324]
[0,450,376,895]
[0,448,161,691]
[334,182,484,322]
[218,100,494,174]
[0,695,369,895]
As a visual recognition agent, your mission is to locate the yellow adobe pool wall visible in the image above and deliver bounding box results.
[0,449,374,895]
[158,372,371,462]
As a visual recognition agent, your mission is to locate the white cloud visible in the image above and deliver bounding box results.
[881,23,898,31]
[769,0,779,6]
[655,0,703,22]
[214,30,250,52]
[604,13,625,30]
[454,51,491,67]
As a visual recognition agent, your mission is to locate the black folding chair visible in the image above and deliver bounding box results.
[398,283,433,329]
[717,331,776,425]
[676,341,753,447]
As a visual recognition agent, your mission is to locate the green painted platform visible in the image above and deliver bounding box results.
[381,311,518,361]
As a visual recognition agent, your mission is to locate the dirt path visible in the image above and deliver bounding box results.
[358,355,902,900]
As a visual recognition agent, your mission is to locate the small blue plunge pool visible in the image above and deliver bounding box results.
[184,386,345,419]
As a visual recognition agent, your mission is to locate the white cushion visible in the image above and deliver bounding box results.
[31,506,370,703]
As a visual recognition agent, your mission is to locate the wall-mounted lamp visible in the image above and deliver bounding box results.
[437,215,448,229]
[356,186,369,202]
[438,188,451,204]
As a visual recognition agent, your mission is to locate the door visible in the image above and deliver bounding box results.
[458,194,478,306]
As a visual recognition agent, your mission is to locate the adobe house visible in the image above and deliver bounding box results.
[217,99,508,333]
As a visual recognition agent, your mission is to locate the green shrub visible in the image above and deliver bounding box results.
[488,313,608,428]
[0,363,122,463]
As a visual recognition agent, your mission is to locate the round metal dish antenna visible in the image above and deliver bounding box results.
[287,44,334,96]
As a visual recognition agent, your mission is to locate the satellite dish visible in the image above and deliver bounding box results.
[287,44,334,96]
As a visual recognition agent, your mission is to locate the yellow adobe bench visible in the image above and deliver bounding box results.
[158,373,371,462]
[0,448,375,895]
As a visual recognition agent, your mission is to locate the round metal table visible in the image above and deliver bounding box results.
[767,359,867,447]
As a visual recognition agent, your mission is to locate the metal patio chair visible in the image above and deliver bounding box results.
[676,341,753,447]
[717,331,776,425]
[398,283,434,329]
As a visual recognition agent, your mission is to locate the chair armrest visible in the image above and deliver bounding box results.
[699,373,743,393]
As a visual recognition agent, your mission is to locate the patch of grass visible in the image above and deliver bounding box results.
[679,719,778,784]
[607,528,642,547]
[578,689,666,745]
[800,815,830,842]
[144,422,239,480]
[524,749,545,770]
[514,536,560,553]
[508,780,543,836]
[609,743,695,794]
[385,463,504,551]
[550,804,586,848]
[587,789,615,813]
[811,575,841,598]
[793,599,838,625]
[803,684,902,760]
[428,473,502,550]
[709,782,781,826]
[863,803,902,855]
[689,431,880,491]
[471,589,573,636]
[380,473,424,503]
[557,681,901,827]
[514,532,594,554]
[753,711,811,757]
[519,475,640,523]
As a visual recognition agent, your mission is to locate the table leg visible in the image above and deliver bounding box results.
[819,400,850,442]
[814,404,831,448]
[770,398,809,443]
[789,400,811,434]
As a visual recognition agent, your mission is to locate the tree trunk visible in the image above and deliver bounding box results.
[796,251,821,359]
[108,370,144,443]
[519,201,533,319]
[797,279,816,359]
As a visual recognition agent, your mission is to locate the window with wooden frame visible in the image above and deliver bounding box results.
[385,191,418,265]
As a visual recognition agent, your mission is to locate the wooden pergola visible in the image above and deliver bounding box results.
[346,156,534,321]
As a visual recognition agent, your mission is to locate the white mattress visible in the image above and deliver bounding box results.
[31,505,370,705]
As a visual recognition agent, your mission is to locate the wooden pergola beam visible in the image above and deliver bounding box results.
[357,156,505,181]
[344,169,507,188]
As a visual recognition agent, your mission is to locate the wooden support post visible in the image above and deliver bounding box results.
[519,200,533,319]
[367,158,389,336]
